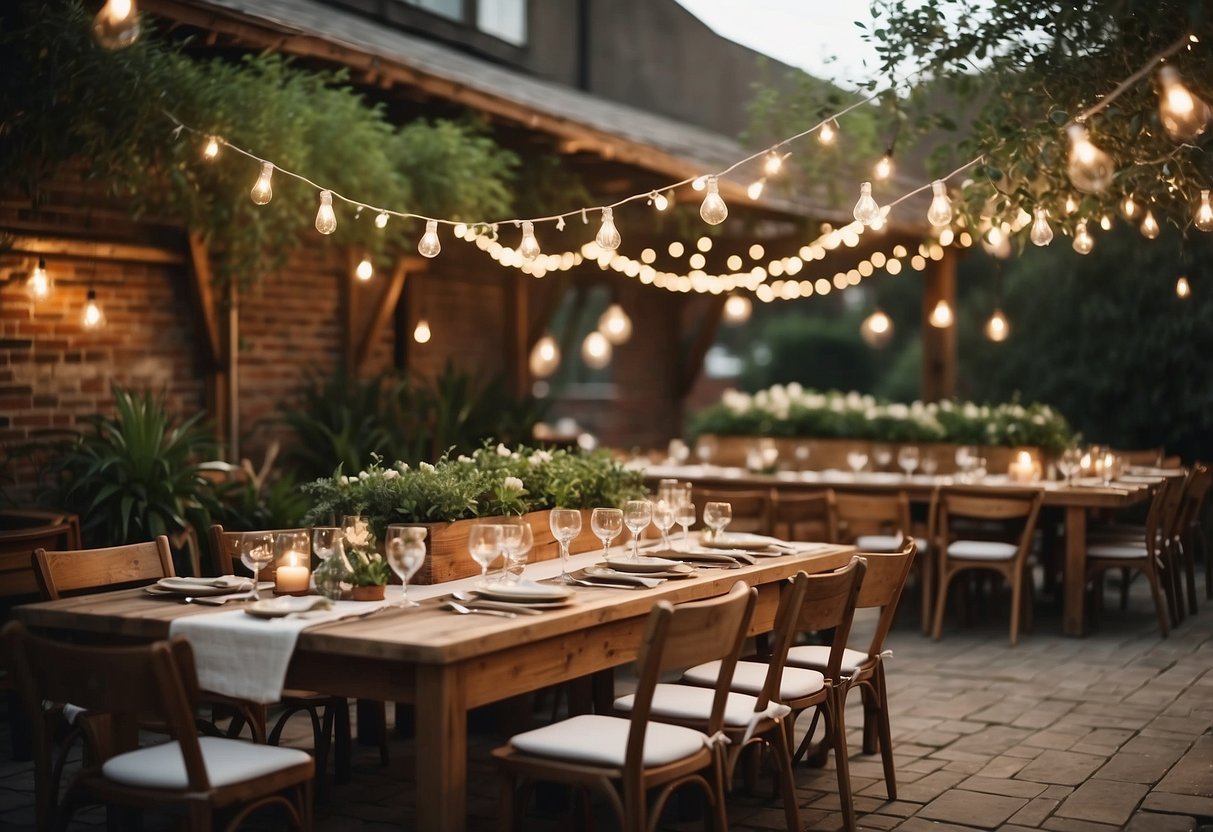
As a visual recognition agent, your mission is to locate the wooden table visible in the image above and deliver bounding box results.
[645,464,1154,636]
[14,544,854,831]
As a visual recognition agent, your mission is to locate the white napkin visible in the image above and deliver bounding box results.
[169,600,389,703]
[157,575,253,592]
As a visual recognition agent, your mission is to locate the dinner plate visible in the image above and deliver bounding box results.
[587,564,696,580]
[596,556,681,573]
[244,596,332,619]
[701,532,784,549]
[678,550,746,567]
[475,581,573,603]
[1116,475,1163,484]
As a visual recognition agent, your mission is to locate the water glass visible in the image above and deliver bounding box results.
[846,450,869,474]
[500,520,533,583]
[872,444,893,471]
[702,501,732,540]
[312,527,344,562]
[652,499,676,550]
[920,452,939,477]
[793,443,811,470]
[591,507,624,560]
[385,525,427,607]
[676,496,697,550]
[549,509,582,581]
[622,499,652,561]
[898,445,920,477]
[1057,447,1082,484]
[468,523,502,587]
[695,435,717,466]
[239,532,274,598]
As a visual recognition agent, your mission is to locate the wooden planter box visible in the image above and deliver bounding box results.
[412,509,601,585]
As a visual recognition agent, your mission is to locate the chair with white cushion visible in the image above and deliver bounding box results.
[931,487,1043,646]
[3,621,313,831]
[492,581,755,832]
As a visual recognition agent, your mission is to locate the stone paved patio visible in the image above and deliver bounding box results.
[1,569,1210,831]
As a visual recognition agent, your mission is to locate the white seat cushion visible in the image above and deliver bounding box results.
[785,644,869,674]
[856,535,929,554]
[101,736,311,790]
[508,713,708,767]
[681,659,824,700]
[615,684,760,728]
[947,540,1017,560]
[1087,542,1148,559]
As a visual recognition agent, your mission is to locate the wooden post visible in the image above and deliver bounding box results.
[186,233,231,458]
[505,272,529,397]
[921,248,957,402]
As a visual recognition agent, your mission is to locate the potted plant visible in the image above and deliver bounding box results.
[341,515,390,600]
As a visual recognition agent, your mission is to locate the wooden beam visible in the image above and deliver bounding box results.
[342,251,358,374]
[506,273,528,396]
[679,294,728,398]
[921,248,958,402]
[3,235,186,266]
[185,232,229,455]
[353,256,413,375]
[186,232,222,367]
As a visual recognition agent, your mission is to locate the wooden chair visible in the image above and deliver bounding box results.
[1173,461,1212,606]
[1113,447,1165,466]
[697,488,773,535]
[33,537,175,600]
[3,621,313,832]
[769,490,837,543]
[492,582,756,832]
[783,539,916,801]
[931,488,1044,646]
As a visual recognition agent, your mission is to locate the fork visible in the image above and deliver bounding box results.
[446,600,516,619]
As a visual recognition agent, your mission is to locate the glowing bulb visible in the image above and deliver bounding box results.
[1072,220,1094,255]
[598,303,632,345]
[819,119,838,145]
[852,181,881,226]
[1195,190,1213,232]
[1099,214,1113,231]
[860,309,893,347]
[874,152,894,181]
[413,319,431,344]
[519,221,541,261]
[314,190,337,235]
[1176,276,1191,298]
[375,212,389,229]
[691,176,707,192]
[1066,124,1114,194]
[418,220,442,257]
[355,258,374,281]
[82,289,105,329]
[982,225,1011,258]
[1030,207,1054,246]
[699,176,728,225]
[202,136,220,160]
[985,308,1010,342]
[652,191,669,211]
[928,299,953,328]
[723,293,752,324]
[927,180,953,227]
[1121,195,1138,219]
[25,257,52,302]
[763,151,783,176]
[1157,65,1212,142]
[1140,210,1160,239]
[529,335,561,377]
[747,179,765,200]
[250,161,274,205]
[92,0,140,49]
[581,331,612,369]
[595,207,621,251]
[1065,194,1079,215]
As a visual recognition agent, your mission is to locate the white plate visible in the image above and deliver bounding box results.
[243,596,331,619]
[476,581,573,603]
[596,556,680,573]
[701,533,781,549]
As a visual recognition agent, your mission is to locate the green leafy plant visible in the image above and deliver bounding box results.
[206,443,310,532]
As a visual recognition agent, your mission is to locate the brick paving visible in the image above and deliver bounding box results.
[1,571,1210,831]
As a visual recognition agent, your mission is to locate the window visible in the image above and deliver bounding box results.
[477,0,527,46]
[403,0,463,22]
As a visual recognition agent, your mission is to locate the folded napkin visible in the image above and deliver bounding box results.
[681,549,753,566]
[157,575,252,592]
[169,600,388,703]
[578,570,665,588]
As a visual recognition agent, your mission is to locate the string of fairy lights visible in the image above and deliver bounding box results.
[23,2,1213,374]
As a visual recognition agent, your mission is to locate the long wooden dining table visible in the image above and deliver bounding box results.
[644,463,1155,637]
[14,543,855,831]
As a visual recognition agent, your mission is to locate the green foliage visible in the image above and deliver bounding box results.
[206,446,310,532]
[0,2,518,284]
[742,314,878,393]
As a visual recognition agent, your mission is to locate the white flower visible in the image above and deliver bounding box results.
[529,449,553,465]
[393,461,410,472]
[1032,414,1047,425]
[420,461,436,473]
[340,475,351,485]
[497,443,512,457]
[457,454,472,464]
[503,476,524,492]
[358,470,370,480]
[722,389,753,414]
[383,468,399,480]
[888,403,909,419]
[963,402,980,418]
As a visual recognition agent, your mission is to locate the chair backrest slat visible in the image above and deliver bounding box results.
[834,491,911,543]
[696,489,773,535]
[1176,462,1211,534]
[33,537,175,600]
[770,491,837,543]
[0,522,79,600]
[792,557,867,682]
[853,537,917,658]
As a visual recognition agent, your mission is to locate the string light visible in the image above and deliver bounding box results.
[927,180,953,227]
[1099,213,1113,231]
[1156,65,1212,141]
[1195,190,1213,231]
[418,220,442,257]
[691,175,708,192]
[598,303,632,345]
[1140,209,1161,239]
[1121,194,1139,219]
[1064,194,1079,215]
[355,258,374,280]
[818,119,838,145]
[852,181,881,226]
[375,211,390,229]
[92,0,140,49]
[860,308,893,347]
[413,318,432,344]
[595,207,621,251]
[581,331,612,369]
[25,257,52,302]
[529,335,561,377]
[1176,276,1191,298]
[651,191,670,211]
[519,221,541,261]
[747,179,765,200]
[1073,219,1095,254]
[722,293,752,324]
[985,308,1010,342]
[928,299,953,328]
[699,176,728,225]
[763,151,785,176]
[82,288,106,329]
[314,190,337,235]
[1066,124,1114,193]
[202,136,220,160]
[874,149,894,180]
[1030,207,1054,246]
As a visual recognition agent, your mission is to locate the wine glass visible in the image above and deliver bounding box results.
[239,532,274,598]
[549,509,582,582]
[591,507,624,561]
[501,520,533,583]
[385,525,427,607]
[311,527,347,601]
[898,445,920,477]
[652,499,676,551]
[1057,447,1082,485]
[793,443,811,471]
[695,435,716,467]
[468,523,502,588]
[702,501,732,541]
[311,527,343,562]
[675,494,697,550]
[873,444,893,471]
[920,452,939,477]
[623,499,652,561]
[846,450,869,474]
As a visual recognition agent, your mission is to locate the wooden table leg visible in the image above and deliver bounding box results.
[416,664,467,832]
[1063,506,1087,636]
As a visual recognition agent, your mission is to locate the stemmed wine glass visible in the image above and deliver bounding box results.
[898,445,920,478]
[1057,447,1082,485]
[549,509,582,583]
[675,493,697,550]
[652,499,676,551]
[623,500,652,561]
[312,527,343,562]
[240,532,274,599]
[846,450,869,474]
[872,444,893,471]
[311,527,346,600]
[384,525,427,607]
[591,507,624,561]
[501,521,533,583]
[468,523,502,588]
[702,501,732,541]
[695,436,717,467]
[920,452,939,478]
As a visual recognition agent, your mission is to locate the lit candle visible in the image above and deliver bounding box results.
[275,552,311,595]
[1009,451,1036,483]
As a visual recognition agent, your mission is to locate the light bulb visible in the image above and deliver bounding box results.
[652,191,669,211]
[250,162,274,205]
[598,303,632,345]
[860,309,893,348]
[763,151,783,176]
[529,335,561,377]
[747,179,765,200]
[519,221,541,261]
[699,176,728,225]
[25,257,52,302]
[314,191,337,235]
[982,225,1011,258]
[418,220,442,257]
[691,176,707,192]
[1065,194,1079,215]
[1140,210,1160,239]
[927,180,953,227]
[1030,207,1054,246]
[1072,220,1094,255]
[375,212,389,229]
[1195,190,1213,232]
[723,293,752,324]
[92,0,140,49]
[1121,195,1138,220]
[355,258,373,281]
[1176,276,1192,299]
[202,136,220,160]
[595,207,621,250]
[928,299,953,329]
[82,289,105,329]
[874,151,894,180]
[413,319,431,344]
[1066,124,1115,194]
[819,119,838,145]
[985,308,1010,342]
[1157,65,1212,142]
[852,181,881,226]
[581,331,612,369]
[1099,213,1113,231]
